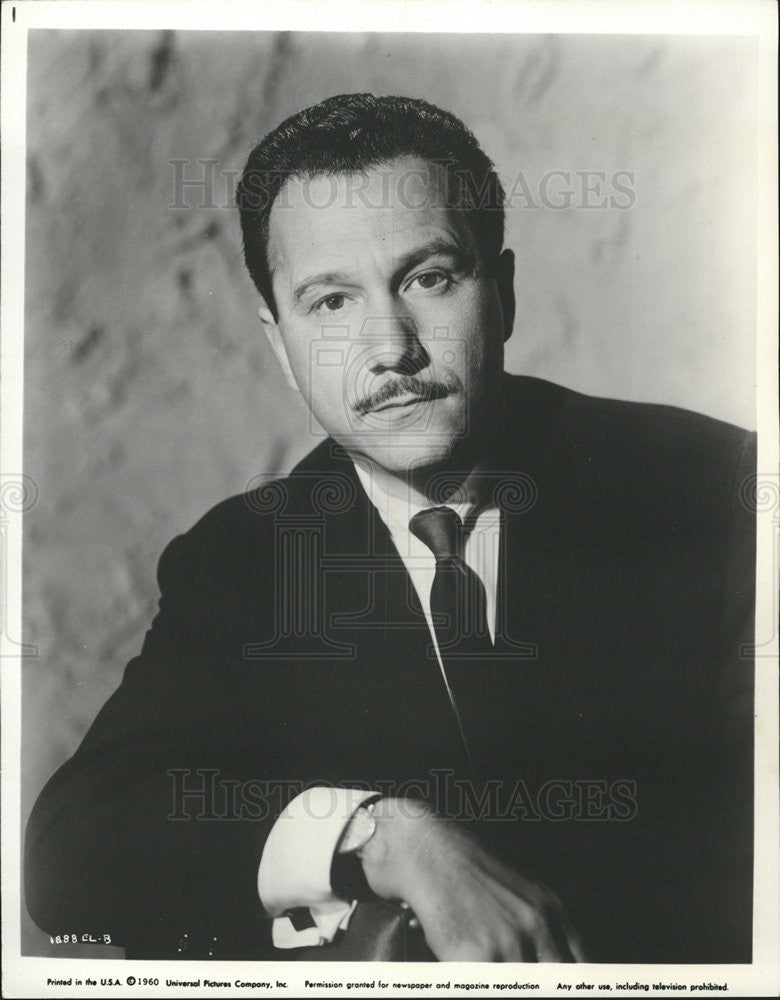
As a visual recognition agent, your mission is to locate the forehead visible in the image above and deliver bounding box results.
[268,156,470,281]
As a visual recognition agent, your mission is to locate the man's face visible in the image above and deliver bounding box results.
[264,156,513,475]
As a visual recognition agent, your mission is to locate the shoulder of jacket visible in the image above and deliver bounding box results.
[157,439,351,570]
[508,374,752,461]
[506,375,754,528]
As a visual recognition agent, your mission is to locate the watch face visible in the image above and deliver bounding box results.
[338,805,377,854]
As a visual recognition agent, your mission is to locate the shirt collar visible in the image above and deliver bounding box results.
[352,460,492,542]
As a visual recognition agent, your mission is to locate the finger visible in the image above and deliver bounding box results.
[518,894,577,963]
[533,923,575,963]
[563,920,588,963]
[515,903,574,963]
[533,887,585,963]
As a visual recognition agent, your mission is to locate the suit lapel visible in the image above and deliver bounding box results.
[450,377,590,765]
[308,445,470,772]
[296,376,591,773]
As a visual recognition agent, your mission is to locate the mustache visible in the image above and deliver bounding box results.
[354,374,456,415]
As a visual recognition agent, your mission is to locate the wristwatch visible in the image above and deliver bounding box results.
[337,799,379,855]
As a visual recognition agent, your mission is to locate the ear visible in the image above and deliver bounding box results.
[496,248,516,344]
[258,298,299,393]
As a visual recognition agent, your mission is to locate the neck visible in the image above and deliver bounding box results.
[350,435,495,508]
[348,458,435,507]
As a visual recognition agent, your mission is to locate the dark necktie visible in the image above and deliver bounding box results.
[409,506,493,659]
[409,506,495,774]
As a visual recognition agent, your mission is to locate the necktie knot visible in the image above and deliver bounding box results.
[409,506,463,562]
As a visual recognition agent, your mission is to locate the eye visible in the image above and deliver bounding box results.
[409,270,449,292]
[315,293,347,313]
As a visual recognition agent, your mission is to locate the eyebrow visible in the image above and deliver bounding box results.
[293,270,358,303]
[390,238,476,292]
[292,237,476,304]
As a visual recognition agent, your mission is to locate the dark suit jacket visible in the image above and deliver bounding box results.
[25,376,755,963]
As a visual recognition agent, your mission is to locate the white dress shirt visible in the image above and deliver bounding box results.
[257,460,501,947]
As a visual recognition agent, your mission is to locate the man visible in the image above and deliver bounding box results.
[25,94,755,963]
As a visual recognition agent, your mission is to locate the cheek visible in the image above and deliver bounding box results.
[279,325,327,398]
[276,321,308,375]
[286,346,310,388]
[288,333,348,423]
[429,292,498,375]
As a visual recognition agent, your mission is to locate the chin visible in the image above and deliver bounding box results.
[356,439,457,475]
[406,444,459,471]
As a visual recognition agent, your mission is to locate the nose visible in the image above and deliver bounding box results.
[358,307,430,377]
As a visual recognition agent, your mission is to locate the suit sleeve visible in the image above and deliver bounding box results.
[665,427,756,961]
[707,429,756,953]
[663,428,756,960]
[24,531,280,958]
[715,429,756,746]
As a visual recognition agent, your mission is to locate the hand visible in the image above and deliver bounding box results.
[357,797,585,962]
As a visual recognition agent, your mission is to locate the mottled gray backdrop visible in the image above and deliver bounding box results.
[22,29,757,955]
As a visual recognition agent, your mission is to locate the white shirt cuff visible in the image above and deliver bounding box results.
[257,786,380,949]
[270,899,358,949]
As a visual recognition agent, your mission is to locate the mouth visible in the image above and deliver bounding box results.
[368,393,441,413]
[355,380,454,416]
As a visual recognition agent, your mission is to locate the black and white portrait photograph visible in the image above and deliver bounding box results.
[1,1,777,997]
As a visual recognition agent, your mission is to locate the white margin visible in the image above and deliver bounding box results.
[1,1,777,997]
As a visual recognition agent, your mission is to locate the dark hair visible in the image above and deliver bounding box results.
[236,93,505,315]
